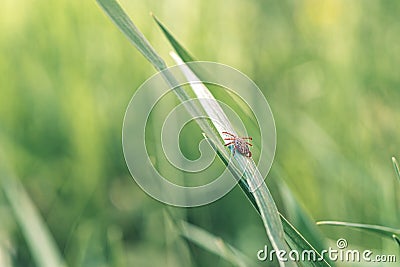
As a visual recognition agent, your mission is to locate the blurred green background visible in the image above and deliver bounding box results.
[1,0,399,266]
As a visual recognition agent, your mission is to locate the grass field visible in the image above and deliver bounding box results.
[1,0,399,266]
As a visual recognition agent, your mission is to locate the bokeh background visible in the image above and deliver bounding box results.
[1,0,399,266]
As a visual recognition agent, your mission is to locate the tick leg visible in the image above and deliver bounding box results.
[222,131,236,137]
[245,142,253,146]
[241,137,253,140]
[223,138,235,140]
[224,141,234,146]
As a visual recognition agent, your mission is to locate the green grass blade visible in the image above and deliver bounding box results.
[96,0,222,149]
[152,14,195,63]
[317,221,400,239]
[163,210,192,267]
[97,3,317,265]
[278,180,326,250]
[252,184,292,266]
[205,136,331,267]
[154,14,258,135]
[276,179,333,266]
[96,0,166,70]
[318,220,400,248]
[172,55,289,266]
[203,133,253,199]
[0,146,66,267]
[177,220,257,267]
[282,216,332,267]
[392,157,400,182]
[97,3,253,164]
[393,235,400,247]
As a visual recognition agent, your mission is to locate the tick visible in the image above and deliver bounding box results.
[222,131,253,157]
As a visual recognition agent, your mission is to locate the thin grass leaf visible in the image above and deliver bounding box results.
[163,208,253,267]
[281,216,332,267]
[152,14,195,63]
[276,178,334,266]
[171,54,290,266]
[97,0,221,151]
[97,1,213,139]
[157,15,332,266]
[203,133,253,198]
[317,221,400,239]
[163,210,192,267]
[96,2,290,265]
[393,235,400,247]
[97,0,166,70]
[153,13,258,132]
[277,180,326,249]
[205,136,332,267]
[317,158,400,249]
[0,143,66,267]
[392,157,400,182]
[170,218,257,267]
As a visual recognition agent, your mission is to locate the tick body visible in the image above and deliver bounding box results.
[222,131,252,157]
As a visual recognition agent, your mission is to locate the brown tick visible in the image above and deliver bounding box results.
[222,131,252,157]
